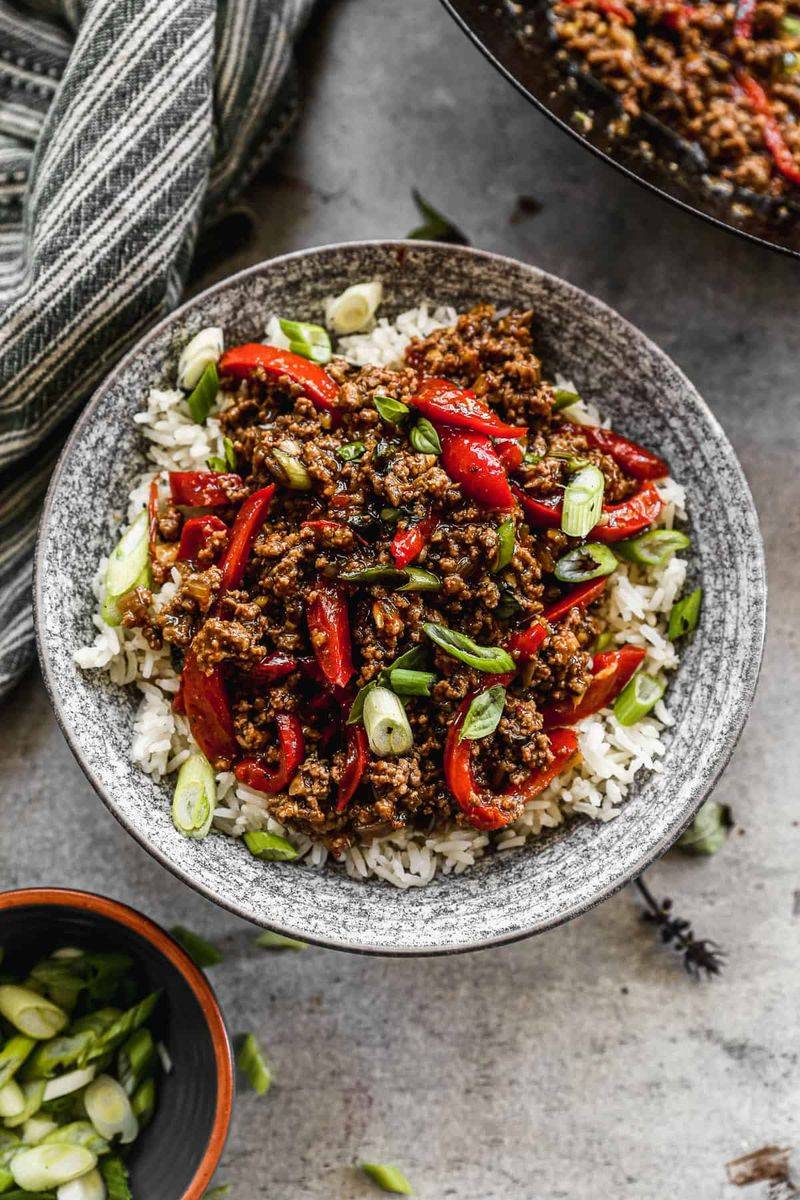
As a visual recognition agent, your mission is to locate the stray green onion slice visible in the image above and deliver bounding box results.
[171,753,215,840]
[255,931,307,951]
[363,687,414,757]
[361,1162,413,1195]
[243,831,299,862]
[187,362,218,425]
[201,1187,232,1200]
[101,511,151,627]
[614,529,690,568]
[561,464,604,538]
[409,419,441,455]
[668,587,702,641]
[493,518,515,572]
[337,441,366,462]
[169,928,223,969]
[388,669,436,697]
[613,673,664,726]
[554,543,617,584]
[374,394,410,425]
[553,388,581,411]
[278,319,331,365]
[236,1033,271,1096]
[676,800,731,855]
[459,686,506,742]
[206,456,226,472]
[423,623,515,674]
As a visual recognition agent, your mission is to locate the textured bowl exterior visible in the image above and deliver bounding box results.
[35,241,766,955]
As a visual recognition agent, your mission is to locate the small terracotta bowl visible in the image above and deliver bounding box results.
[0,888,233,1200]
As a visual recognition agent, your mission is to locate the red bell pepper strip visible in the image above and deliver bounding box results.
[218,484,275,591]
[234,713,305,795]
[336,724,370,812]
[169,471,243,508]
[512,481,663,542]
[507,620,548,662]
[390,512,440,568]
[302,519,346,535]
[444,707,581,831]
[409,378,527,439]
[582,426,668,481]
[148,477,160,560]
[181,647,238,765]
[493,437,525,472]
[661,3,694,29]
[440,428,515,512]
[541,645,645,728]
[562,0,635,24]
[249,651,297,686]
[733,0,755,38]
[307,578,354,688]
[507,579,608,662]
[738,72,800,188]
[218,343,339,412]
[177,515,228,564]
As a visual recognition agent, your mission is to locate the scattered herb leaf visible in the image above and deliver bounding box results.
[374,395,410,425]
[407,187,468,245]
[409,419,441,455]
[459,686,506,741]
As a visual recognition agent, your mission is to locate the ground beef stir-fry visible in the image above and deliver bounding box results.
[550,0,800,197]
[128,306,669,855]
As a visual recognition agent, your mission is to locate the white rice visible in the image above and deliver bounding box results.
[75,303,689,889]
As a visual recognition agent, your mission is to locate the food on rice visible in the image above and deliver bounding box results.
[75,291,698,888]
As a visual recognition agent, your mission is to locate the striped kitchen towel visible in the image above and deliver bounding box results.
[0,0,313,699]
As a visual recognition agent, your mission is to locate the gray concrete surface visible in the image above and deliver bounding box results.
[2,0,799,1196]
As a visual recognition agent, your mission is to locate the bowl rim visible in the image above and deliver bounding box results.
[34,238,767,956]
[0,886,234,1198]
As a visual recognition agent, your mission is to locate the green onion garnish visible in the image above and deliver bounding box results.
[255,932,307,951]
[553,388,581,411]
[374,394,410,425]
[340,565,408,586]
[223,436,236,470]
[782,14,800,35]
[493,518,515,572]
[236,1033,271,1096]
[202,1187,232,1200]
[243,831,299,862]
[270,446,312,491]
[613,673,664,726]
[206,456,226,472]
[409,418,441,455]
[363,687,414,757]
[361,1163,413,1195]
[337,441,366,462]
[0,1038,34,1090]
[593,630,613,652]
[101,511,151,627]
[10,1143,96,1191]
[278,319,331,365]
[614,529,690,568]
[423,622,515,674]
[459,685,506,742]
[554,542,617,583]
[0,988,67,1040]
[388,668,436,697]
[396,567,441,592]
[668,586,702,641]
[186,362,218,425]
[169,928,223,969]
[117,1028,157,1095]
[84,1075,138,1143]
[561,463,604,538]
[380,506,400,525]
[347,647,431,723]
[101,1155,133,1200]
[523,450,542,466]
[171,754,215,841]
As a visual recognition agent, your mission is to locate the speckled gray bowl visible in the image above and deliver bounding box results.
[35,241,766,955]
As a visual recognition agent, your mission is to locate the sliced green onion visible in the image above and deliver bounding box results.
[396,567,441,592]
[363,687,414,757]
[11,1143,97,1191]
[374,394,410,425]
[101,511,151,627]
[388,669,436,697]
[25,1031,96,1079]
[57,1165,106,1200]
[423,622,515,674]
[201,1187,232,1200]
[561,464,604,538]
[493,519,515,572]
[409,419,441,455]
[495,586,522,621]
[223,436,236,470]
[81,994,159,1064]
[553,388,581,411]
[168,928,223,971]
[340,566,408,586]
[380,506,400,525]
[99,1155,132,1200]
[269,443,312,491]
[236,1034,271,1096]
[171,753,215,840]
[668,587,702,641]
[243,831,299,862]
[676,800,731,855]
[554,543,618,583]
[177,327,223,390]
[782,14,800,35]
[206,455,226,472]
[361,1163,413,1195]
[613,673,665,726]
[84,1075,137,1144]
[186,362,218,425]
[325,281,383,334]
[615,529,690,568]
[130,1077,156,1129]
[4,1081,44,1129]
[347,647,431,723]
[523,450,542,466]
[0,988,68,1041]
[43,1122,109,1157]
[42,1067,96,1103]
[594,630,613,652]
[337,441,366,462]
[459,685,506,742]
[254,931,307,951]
[116,1028,157,1095]
[278,319,332,365]
[0,1081,25,1119]
[0,1037,35,1090]
[22,1115,57,1144]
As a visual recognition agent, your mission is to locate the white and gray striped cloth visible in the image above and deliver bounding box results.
[0,0,313,699]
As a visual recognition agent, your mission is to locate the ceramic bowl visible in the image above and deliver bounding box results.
[0,888,233,1198]
[35,241,766,955]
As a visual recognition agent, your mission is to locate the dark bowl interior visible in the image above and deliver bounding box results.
[440,0,800,258]
[0,891,232,1200]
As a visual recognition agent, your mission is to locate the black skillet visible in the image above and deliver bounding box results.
[439,0,800,257]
